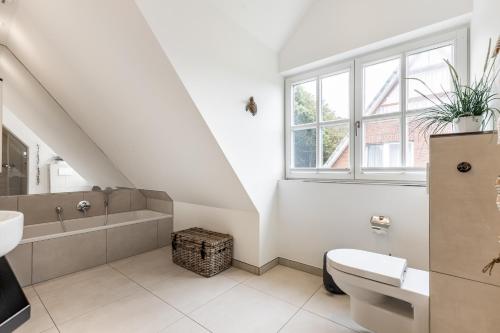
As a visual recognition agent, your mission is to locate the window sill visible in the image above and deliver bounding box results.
[282,178,427,187]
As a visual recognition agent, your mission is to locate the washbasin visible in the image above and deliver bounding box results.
[0,211,23,257]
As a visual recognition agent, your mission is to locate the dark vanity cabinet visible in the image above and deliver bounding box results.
[0,257,30,332]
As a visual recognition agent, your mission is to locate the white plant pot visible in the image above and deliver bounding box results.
[452,116,482,133]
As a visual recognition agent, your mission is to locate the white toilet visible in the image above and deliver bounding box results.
[327,249,429,333]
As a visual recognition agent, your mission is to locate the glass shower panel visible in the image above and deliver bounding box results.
[0,129,28,195]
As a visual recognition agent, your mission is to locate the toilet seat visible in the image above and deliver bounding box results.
[327,249,407,287]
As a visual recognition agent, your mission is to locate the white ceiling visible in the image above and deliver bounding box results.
[206,0,316,51]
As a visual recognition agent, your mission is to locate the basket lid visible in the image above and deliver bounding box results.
[173,228,232,246]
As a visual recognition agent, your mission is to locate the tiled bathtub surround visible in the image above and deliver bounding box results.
[8,210,173,285]
[4,188,174,286]
[10,189,149,225]
[140,189,173,215]
[3,188,173,226]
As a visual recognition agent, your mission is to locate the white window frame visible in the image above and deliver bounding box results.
[285,61,355,180]
[285,27,468,183]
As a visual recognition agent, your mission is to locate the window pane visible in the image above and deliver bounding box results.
[321,124,350,169]
[363,58,401,116]
[293,80,317,125]
[321,72,350,121]
[363,118,401,167]
[406,116,452,168]
[407,45,454,111]
[293,128,316,168]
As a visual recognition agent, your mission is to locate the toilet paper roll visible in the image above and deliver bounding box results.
[372,227,388,235]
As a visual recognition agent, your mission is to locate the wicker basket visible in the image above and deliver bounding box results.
[171,228,233,277]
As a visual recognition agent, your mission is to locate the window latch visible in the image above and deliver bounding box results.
[355,121,361,136]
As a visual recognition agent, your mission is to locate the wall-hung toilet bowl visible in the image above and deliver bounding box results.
[327,249,429,333]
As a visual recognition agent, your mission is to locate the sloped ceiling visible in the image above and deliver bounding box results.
[0,0,18,44]
[206,0,317,51]
[5,0,255,211]
[280,0,473,72]
[0,45,132,188]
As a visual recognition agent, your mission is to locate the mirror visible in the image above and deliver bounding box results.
[0,123,91,196]
[0,46,129,196]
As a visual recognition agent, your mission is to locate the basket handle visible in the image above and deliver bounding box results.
[172,234,177,251]
[201,241,206,259]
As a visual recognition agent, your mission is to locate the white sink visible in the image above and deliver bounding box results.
[0,211,24,257]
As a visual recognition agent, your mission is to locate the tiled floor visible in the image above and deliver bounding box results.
[14,247,368,333]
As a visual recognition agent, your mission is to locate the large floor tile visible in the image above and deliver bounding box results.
[148,270,238,313]
[303,288,369,332]
[220,266,254,283]
[110,247,184,288]
[33,265,142,324]
[160,317,209,333]
[41,328,59,333]
[281,310,356,333]
[191,284,298,333]
[58,289,182,333]
[14,287,55,333]
[245,265,322,307]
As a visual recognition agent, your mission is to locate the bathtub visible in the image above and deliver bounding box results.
[22,210,171,243]
[7,210,173,286]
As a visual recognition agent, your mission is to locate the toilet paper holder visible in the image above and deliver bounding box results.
[370,216,391,230]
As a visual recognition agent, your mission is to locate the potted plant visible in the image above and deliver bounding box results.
[411,37,500,135]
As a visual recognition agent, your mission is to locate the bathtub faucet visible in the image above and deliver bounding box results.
[104,199,109,225]
[77,200,91,216]
[55,206,66,232]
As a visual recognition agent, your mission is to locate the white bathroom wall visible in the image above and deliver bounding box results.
[174,201,260,266]
[49,161,91,193]
[3,108,56,194]
[280,0,473,73]
[136,0,284,264]
[0,46,131,189]
[6,0,254,212]
[278,181,429,270]
[471,0,500,127]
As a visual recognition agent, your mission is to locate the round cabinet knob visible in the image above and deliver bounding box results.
[457,162,472,173]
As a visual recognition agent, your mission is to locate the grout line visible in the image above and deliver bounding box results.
[108,263,215,333]
[32,265,146,327]
[30,249,356,333]
[299,286,363,333]
[276,284,323,333]
[30,242,34,286]
[301,308,360,333]
[277,306,302,333]
[32,287,60,332]
[186,278,242,314]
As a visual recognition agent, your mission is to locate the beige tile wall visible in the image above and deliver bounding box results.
[430,132,500,331]
[6,243,32,287]
[430,132,500,286]
[431,272,500,333]
[82,191,106,217]
[107,221,158,262]
[32,230,107,283]
[131,190,147,210]
[147,198,173,214]
[2,188,169,225]
[158,217,173,247]
[0,196,18,210]
[19,192,85,225]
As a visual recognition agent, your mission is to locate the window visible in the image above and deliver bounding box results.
[285,28,468,182]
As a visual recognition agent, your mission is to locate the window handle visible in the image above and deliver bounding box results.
[355,121,361,136]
